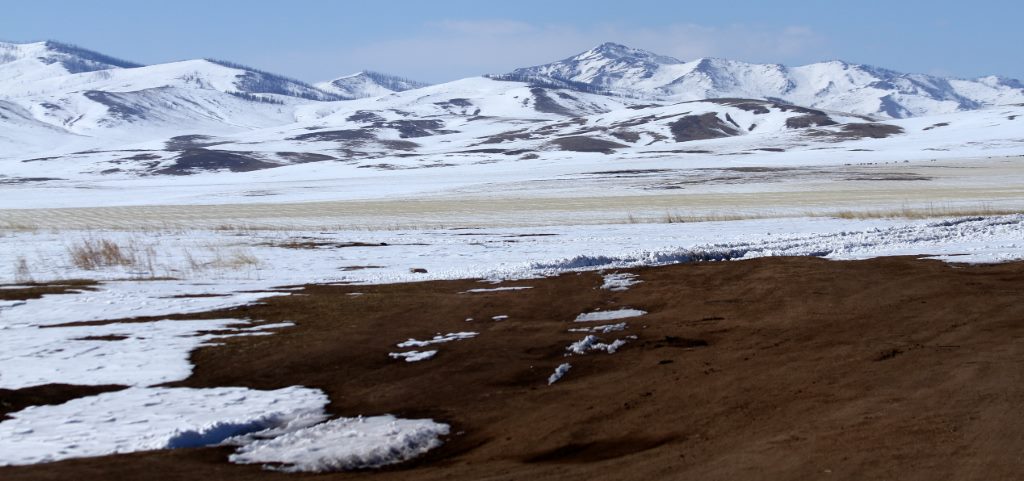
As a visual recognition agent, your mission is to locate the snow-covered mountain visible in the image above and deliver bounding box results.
[0,41,142,84]
[2,73,944,179]
[0,40,1021,181]
[0,41,354,157]
[316,71,430,99]
[510,42,1024,118]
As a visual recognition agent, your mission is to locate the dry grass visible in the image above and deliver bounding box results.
[183,246,261,277]
[66,238,157,275]
[68,239,135,270]
[13,256,32,284]
[627,211,775,224]
[829,205,1023,220]
[624,205,1023,225]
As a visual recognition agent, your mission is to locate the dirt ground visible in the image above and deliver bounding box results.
[3,256,1024,480]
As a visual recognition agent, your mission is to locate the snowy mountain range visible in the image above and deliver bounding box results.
[0,40,1021,180]
[510,42,1024,118]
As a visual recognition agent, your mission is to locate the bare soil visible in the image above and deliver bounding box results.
[3,256,1024,480]
[0,280,97,301]
[1,384,124,420]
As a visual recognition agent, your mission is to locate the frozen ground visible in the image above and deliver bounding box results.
[1,214,1023,469]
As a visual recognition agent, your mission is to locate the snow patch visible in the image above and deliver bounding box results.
[601,272,641,291]
[0,386,328,466]
[396,332,478,348]
[547,363,572,385]
[566,335,629,355]
[574,308,647,322]
[229,415,450,472]
[0,318,292,389]
[388,350,438,362]
[461,286,533,293]
[568,322,628,334]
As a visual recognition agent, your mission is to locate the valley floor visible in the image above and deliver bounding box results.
[3,256,1024,480]
[3,156,1024,228]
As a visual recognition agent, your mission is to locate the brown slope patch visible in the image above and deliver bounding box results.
[530,88,576,116]
[0,280,98,301]
[4,257,1024,480]
[154,149,278,175]
[1,384,126,420]
[287,129,376,142]
[806,123,905,141]
[549,136,628,153]
[668,113,740,142]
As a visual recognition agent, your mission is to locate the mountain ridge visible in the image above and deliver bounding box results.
[509,42,1024,118]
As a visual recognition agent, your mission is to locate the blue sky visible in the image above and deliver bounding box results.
[3,0,1022,83]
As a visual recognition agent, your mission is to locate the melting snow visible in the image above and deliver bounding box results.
[574,309,647,322]
[0,386,329,466]
[547,363,572,385]
[461,286,533,293]
[229,415,450,472]
[388,350,438,362]
[566,335,629,355]
[601,273,641,291]
[0,319,292,389]
[568,322,628,334]
[396,332,478,348]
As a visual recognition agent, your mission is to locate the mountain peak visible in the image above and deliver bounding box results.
[315,70,429,100]
[580,42,680,65]
[506,42,1024,118]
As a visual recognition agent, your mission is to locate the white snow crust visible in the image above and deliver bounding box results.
[0,386,329,466]
[229,415,450,472]
[548,363,572,385]
[574,309,648,323]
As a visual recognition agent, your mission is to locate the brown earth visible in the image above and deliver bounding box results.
[1,384,125,420]
[3,256,1024,480]
[0,280,97,301]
